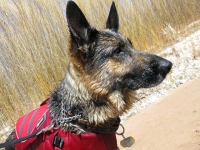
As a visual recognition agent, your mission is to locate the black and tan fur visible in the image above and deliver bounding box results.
[6,1,172,149]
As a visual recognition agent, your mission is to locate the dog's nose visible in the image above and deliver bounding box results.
[159,58,172,75]
[150,55,172,75]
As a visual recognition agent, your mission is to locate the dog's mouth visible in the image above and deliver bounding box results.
[122,56,172,90]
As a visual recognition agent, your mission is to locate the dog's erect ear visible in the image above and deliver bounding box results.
[106,2,119,32]
[66,1,98,45]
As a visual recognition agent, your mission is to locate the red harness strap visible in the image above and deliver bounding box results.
[14,99,117,150]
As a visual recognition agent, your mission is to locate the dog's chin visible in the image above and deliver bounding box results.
[123,74,166,91]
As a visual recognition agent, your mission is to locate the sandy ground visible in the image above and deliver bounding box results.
[117,78,200,150]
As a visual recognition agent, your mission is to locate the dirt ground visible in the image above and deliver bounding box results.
[117,78,200,150]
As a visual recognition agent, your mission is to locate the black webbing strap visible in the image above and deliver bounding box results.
[0,130,40,148]
[76,120,120,133]
[0,123,54,149]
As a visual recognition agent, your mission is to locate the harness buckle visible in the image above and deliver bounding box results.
[53,135,64,148]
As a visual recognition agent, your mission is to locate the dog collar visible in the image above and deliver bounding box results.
[75,118,120,133]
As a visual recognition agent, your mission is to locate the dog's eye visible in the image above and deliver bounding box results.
[113,48,122,54]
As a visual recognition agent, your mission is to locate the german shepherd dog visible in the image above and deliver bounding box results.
[6,1,172,149]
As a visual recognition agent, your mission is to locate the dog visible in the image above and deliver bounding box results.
[5,1,172,150]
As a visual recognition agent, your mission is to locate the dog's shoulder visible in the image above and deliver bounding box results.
[15,99,51,139]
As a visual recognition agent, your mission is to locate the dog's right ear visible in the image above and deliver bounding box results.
[66,1,98,46]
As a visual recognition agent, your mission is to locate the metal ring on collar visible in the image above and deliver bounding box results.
[115,124,125,135]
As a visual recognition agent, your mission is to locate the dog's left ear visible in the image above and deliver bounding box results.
[66,1,98,45]
[106,2,119,32]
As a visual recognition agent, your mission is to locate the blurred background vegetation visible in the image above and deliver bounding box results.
[0,0,200,141]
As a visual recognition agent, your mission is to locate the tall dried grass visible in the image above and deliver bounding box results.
[0,0,200,141]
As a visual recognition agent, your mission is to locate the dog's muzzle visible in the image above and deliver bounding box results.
[121,55,172,90]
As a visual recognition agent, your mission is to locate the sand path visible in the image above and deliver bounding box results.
[117,78,200,150]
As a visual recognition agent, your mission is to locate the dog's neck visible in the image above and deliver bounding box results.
[49,65,122,132]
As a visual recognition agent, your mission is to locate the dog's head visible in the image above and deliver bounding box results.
[66,1,172,116]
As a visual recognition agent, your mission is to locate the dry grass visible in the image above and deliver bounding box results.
[0,0,200,141]
[0,0,69,133]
